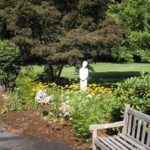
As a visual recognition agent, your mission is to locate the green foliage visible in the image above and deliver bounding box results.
[0,40,21,89]
[61,11,79,30]
[111,46,134,62]
[107,0,150,31]
[0,0,61,62]
[128,31,150,62]
[2,92,25,113]
[15,66,39,107]
[46,85,63,116]
[112,73,150,121]
[68,92,115,141]
[2,67,51,113]
[0,0,124,81]
[108,0,150,62]
[56,24,125,66]
[78,0,109,21]
[41,83,115,141]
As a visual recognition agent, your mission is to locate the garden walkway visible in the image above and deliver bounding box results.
[0,128,71,150]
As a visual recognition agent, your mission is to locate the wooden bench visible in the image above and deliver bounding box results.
[90,105,150,150]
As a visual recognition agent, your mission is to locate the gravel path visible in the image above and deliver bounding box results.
[0,128,72,150]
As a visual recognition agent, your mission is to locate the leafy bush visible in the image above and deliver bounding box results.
[45,83,115,141]
[2,67,49,112]
[15,66,49,108]
[0,40,21,89]
[112,73,150,121]
[67,92,115,141]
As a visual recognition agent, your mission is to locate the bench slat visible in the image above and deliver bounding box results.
[94,138,110,150]
[124,133,150,150]
[98,137,116,150]
[108,136,129,150]
[131,116,137,138]
[136,119,142,140]
[146,124,150,147]
[141,121,147,144]
[102,137,121,150]
[114,135,137,150]
[98,137,112,150]
[127,114,132,135]
[118,133,146,150]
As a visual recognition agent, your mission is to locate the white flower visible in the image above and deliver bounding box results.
[42,96,53,104]
[69,117,73,121]
[35,90,53,105]
[64,112,69,117]
[87,94,92,98]
[59,102,71,117]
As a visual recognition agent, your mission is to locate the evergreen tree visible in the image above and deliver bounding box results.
[0,0,125,81]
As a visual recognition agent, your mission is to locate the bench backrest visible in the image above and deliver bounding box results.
[122,105,150,148]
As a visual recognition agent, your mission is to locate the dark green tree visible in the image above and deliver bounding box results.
[0,0,61,61]
[0,0,125,81]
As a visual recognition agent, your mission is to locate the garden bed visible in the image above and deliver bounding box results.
[0,91,90,150]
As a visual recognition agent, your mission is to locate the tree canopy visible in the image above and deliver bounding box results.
[108,0,150,62]
[0,0,149,81]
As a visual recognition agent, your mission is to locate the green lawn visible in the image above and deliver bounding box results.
[61,63,150,84]
[24,63,150,84]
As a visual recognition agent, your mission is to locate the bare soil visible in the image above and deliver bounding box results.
[0,90,91,150]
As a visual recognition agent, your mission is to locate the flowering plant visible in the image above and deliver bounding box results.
[35,90,53,105]
[59,102,71,117]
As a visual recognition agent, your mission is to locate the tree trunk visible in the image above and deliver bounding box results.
[57,63,64,79]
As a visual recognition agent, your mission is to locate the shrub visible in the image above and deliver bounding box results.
[0,40,21,89]
[15,66,49,108]
[112,73,150,122]
[2,67,50,113]
[67,91,115,141]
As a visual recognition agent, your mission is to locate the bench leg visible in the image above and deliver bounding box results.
[92,130,97,150]
[92,143,97,150]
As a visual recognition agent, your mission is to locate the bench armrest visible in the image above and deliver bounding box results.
[90,121,124,150]
[90,121,124,131]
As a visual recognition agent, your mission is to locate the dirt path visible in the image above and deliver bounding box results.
[0,90,90,150]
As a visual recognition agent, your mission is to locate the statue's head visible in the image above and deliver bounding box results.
[82,61,88,68]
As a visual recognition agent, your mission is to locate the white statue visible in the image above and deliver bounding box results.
[79,61,88,91]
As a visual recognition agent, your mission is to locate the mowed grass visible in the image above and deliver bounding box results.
[61,63,150,84]
[24,63,150,84]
